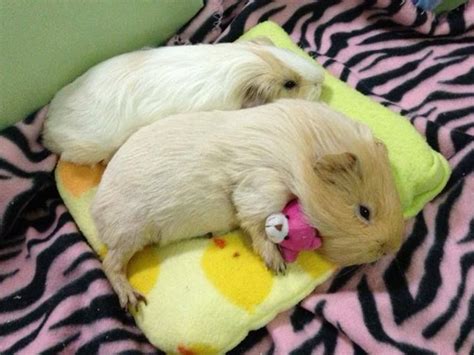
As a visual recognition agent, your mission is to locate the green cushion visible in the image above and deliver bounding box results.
[0,0,203,129]
[240,22,451,218]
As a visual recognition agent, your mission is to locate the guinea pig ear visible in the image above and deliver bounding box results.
[375,138,388,153]
[314,152,361,182]
[241,84,268,108]
[244,36,275,46]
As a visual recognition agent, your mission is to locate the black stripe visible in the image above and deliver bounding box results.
[411,107,437,123]
[424,120,440,152]
[366,0,404,19]
[451,129,473,153]
[442,67,474,85]
[63,251,98,276]
[435,106,474,126]
[458,219,474,244]
[443,149,473,192]
[0,249,22,261]
[384,213,428,324]
[39,332,81,355]
[411,7,429,28]
[0,126,51,163]
[294,2,334,49]
[422,252,474,338]
[377,55,468,103]
[19,191,65,235]
[0,268,105,348]
[23,109,40,125]
[446,5,466,34]
[3,307,52,354]
[356,50,432,94]
[228,327,270,355]
[222,1,243,21]
[0,269,19,283]
[0,169,53,239]
[454,295,474,352]
[328,265,361,293]
[290,305,315,331]
[321,0,378,58]
[434,45,474,60]
[259,4,286,23]
[353,341,368,355]
[360,29,474,45]
[0,235,26,249]
[358,276,435,354]
[289,300,339,355]
[218,0,274,43]
[388,182,464,325]
[26,212,72,257]
[336,321,368,355]
[49,294,135,330]
[283,1,335,36]
[188,11,223,44]
[406,94,474,117]
[117,350,159,355]
[0,232,84,316]
[76,329,156,355]
[453,121,474,133]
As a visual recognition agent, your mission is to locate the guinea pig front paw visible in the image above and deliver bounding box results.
[263,248,287,275]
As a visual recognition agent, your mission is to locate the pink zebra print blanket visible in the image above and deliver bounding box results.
[1,0,473,353]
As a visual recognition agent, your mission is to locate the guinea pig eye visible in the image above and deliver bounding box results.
[283,80,297,89]
[358,205,371,221]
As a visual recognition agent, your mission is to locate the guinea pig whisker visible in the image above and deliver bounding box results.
[332,265,362,280]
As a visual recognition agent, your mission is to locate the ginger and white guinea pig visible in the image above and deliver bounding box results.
[91,99,405,308]
[42,38,324,165]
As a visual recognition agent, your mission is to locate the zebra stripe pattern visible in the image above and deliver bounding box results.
[0,109,159,354]
[168,0,474,353]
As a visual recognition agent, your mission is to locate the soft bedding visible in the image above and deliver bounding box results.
[1,0,473,354]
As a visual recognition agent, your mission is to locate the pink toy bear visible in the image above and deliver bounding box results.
[265,199,322,262]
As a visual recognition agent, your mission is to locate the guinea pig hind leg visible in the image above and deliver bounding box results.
[232,170,292,274]
[102,236,149,309]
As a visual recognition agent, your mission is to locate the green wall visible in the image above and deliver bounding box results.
[0,0,202,129]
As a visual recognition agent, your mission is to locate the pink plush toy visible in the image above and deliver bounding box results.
[265,200,322,262]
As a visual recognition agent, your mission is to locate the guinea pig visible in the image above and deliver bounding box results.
[42,38,324,165]
[91,99,404,308]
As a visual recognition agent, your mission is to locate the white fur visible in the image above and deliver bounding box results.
[42,42,324,164]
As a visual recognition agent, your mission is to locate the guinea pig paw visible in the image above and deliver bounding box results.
[115,282,147,311]
[264,251,287,275]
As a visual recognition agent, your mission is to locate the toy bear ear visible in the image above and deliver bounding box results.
[265,213,289,243]
[375,138,388,154]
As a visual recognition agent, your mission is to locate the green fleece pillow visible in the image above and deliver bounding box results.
[240,21,450,218]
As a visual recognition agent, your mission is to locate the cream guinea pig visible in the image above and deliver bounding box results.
[42,38,324,165]
[91,99,405,308]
